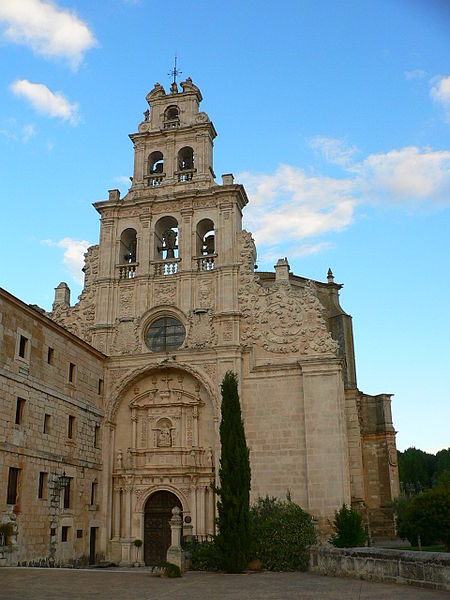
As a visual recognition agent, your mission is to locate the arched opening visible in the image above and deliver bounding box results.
[144,490,182,565]
[119,228,137,264]
[164,105,179,128]
[154,215,179,267]
[147,151,165,187]
[176,146,195,182]
[196,219,215,271]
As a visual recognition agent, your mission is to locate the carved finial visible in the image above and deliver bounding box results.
[327,268,334,284]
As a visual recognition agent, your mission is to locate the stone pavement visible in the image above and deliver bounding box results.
[0,568,448,600]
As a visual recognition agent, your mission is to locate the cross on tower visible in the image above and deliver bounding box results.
[168,55,182,84]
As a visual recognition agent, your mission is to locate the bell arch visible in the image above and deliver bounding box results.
[154,215,179,261]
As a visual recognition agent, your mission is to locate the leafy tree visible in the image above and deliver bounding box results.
[406,486,450,550]
[249,496,316,571]
[398,447,435,490]
[331,504,367,548]
[215,371,251,573]
[435,449,450,481]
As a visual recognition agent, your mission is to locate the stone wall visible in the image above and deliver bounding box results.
[309,546,450,592]
[0,289,105,566]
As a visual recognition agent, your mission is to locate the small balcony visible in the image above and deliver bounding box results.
[145,173,165,187]
[195,254,216,271]
[152,259,180,276]
[117,263,137,279]
[175,169,196,183]
[163,117,180,129]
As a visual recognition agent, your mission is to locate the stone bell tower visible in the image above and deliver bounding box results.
[90,78,248,361]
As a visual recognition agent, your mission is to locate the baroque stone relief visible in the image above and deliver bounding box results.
[154,281,176,305]
[111,319,139,354]
[185,309,217,349]
[238,231,338,355]
[50,245,98,345]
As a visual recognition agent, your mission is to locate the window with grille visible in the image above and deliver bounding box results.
[144,316,185,352]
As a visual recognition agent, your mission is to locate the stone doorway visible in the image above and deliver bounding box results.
[144,490,182,565]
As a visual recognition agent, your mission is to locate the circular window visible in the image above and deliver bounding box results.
[145,316,185,352]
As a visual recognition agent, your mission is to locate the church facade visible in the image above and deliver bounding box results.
[0,78,399,567]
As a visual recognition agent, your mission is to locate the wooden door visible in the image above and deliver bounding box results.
[144,491,182,565]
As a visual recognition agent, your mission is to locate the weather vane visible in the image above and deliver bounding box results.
[168,55,182,84]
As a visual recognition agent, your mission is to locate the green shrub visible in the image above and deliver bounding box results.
[162,562,181,578]
[407,486,450,551]
[249,496,317,571]
[186,538,220,571]
[331,504,367,548]
[391,493,416,544]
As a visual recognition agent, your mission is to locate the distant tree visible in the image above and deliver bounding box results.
[435,448,450,482]
[398,447,435,490]
[406,486,450,550]
[215,371,251,573]
[331,504,367,548]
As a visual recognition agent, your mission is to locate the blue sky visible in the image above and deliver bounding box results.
[0,0,449,453]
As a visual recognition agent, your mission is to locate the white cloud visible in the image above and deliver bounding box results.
[404,69,426,80]
[430,75,450,122]
[22,123,36,142]
[239,164,357,246]
[0,117,36,142]
[238,145,450,264]
[11,79,80,125]
[0,0,97,69]
[114,175,131,185]
[355,146,450,205]
[309,135,358,167]
[43,237,92,285]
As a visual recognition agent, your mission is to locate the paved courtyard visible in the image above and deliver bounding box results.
[0,568,448,600]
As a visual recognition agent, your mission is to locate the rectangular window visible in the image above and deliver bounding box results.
[7,467,20,505]
[90,482,98,506]
[76,529,83,539]
[63,478,71,509]
[38,472,48,499]
[68,415,75,439]
[98,379,103,395]
[15,398,26,425]
[18,335,28,359]
[68,363,75,383]
[61,526,69,542]
[94,425,100,449]
[47,347,54,365]
[43,414,51,434]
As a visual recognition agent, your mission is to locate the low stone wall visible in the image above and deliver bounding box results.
[309,545,450,592]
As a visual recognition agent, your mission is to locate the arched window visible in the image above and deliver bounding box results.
[118,228,137,279]
[119,228,137,264]
[147,151,164,186]
[145,316,185,352]
[176,147,195,182]
[196,219,215,271]
[154,216,179,274]
[164,106,179,128]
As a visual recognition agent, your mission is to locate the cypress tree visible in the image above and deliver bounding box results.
[215,371,251,573]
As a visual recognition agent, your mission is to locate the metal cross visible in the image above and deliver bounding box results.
[168,55,182,84]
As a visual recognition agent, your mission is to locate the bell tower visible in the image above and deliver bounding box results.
[91,78,248,356]
[130,78,217,191]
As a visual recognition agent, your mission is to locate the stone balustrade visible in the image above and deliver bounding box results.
[145,173,165,187]
[152,259,180,276]
[117,263,137,279]
[175,169,196,182]
[195,254,216,271]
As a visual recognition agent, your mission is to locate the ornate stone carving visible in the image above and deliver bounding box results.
[119,286,134,317]
[238,231,338,355]
[198,278,212,309]
[112,319,139,354]
[154,282,176,305]
[185,309,217,349]
[50,245,99,345]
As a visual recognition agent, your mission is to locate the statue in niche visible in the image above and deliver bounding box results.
[207,447,213,468]
[157,422,172,447]
[117,449,123,469]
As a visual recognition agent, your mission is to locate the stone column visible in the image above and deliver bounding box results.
[166,507,185,571]
[208,487,215,535]
[113,487,121,540]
